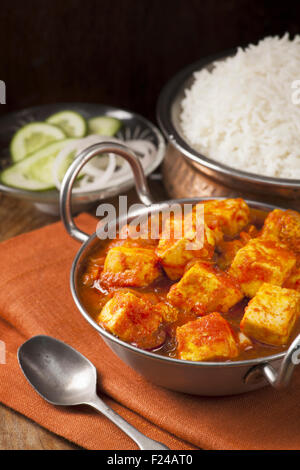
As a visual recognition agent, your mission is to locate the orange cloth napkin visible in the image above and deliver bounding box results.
[0,213,300,450]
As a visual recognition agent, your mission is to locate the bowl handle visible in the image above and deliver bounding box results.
[59,142,154,243]
[244,333,300,389]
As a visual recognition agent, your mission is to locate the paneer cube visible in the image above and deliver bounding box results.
[240,283,300,346]
[156,210,215,280]
[98,291,165,349]
[217,226,259,270]
[217,225,258,270]
[217,239,244,270]
[167,261,243,314]
[193,202,223,245]
[155,302,179,323]
[284,266,300,291]
[229,238,296,297]
[101,246,161,287]
[261,209,300,253]
[200,198,250,238]
[115,222,158,249]
[176,312,239,361]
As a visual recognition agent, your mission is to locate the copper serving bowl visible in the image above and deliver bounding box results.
[157,52,300,199]
[60,142,300,396]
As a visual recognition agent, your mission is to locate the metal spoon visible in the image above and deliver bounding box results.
[18,335,169,450]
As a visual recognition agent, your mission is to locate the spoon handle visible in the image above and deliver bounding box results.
[86,394,169,450]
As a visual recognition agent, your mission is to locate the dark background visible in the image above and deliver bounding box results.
[1,0,300,121]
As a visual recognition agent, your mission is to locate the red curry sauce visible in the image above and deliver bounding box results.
[77,207,300,361]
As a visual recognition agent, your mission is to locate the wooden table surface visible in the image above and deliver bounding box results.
[0,177,167,450]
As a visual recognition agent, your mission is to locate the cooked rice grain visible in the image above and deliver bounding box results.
[180,34,300,179]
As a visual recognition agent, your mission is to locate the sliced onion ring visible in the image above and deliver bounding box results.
[52,134,157,193]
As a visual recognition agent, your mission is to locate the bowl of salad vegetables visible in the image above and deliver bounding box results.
[0,103,165,213]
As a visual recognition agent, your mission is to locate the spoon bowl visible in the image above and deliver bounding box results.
[18,335,169,450]
[18,335,97,406]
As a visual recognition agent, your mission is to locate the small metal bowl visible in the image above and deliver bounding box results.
[157,51,300,199]
[60,142,300,396]
[0,103,165,214]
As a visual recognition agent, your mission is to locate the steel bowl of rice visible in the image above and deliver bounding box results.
[157,34,300,198]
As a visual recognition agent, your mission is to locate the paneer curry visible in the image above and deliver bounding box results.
[78,198,300,362]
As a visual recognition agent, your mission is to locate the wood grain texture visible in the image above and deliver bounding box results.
[0,404,79,450]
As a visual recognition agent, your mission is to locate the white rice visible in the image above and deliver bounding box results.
[180,34,300,179]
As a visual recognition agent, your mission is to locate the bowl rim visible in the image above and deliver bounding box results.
[0,101,166,200]
[156,50,300,189]
[70,196,289,368]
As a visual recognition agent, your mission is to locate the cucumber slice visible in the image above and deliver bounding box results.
[55,149,78,182]
[10,122,66,163]
[1,139,75,191]
[46,110,87,138]
[87,116,122,136]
